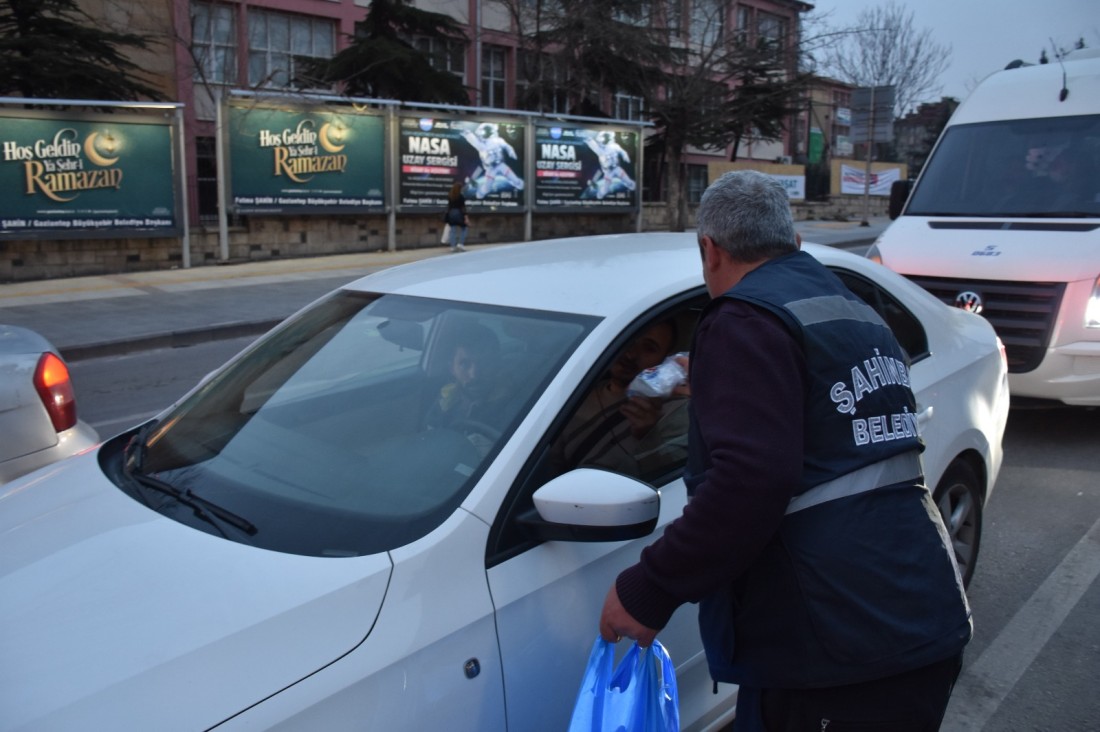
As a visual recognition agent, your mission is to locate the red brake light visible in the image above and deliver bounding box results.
[33,352,77,432]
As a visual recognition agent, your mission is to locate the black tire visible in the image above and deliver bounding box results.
[932,461,983,588]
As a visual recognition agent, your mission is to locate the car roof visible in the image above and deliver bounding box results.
[342,232,703,317]
[341,232,850,317]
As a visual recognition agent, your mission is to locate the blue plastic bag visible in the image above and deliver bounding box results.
[568,636,680,732]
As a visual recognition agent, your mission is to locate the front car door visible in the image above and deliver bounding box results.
[486,293,739,731]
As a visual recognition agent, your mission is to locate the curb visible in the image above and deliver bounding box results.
[61,319,282,363]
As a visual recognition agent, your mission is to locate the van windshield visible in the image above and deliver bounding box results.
[906,114,1100,218]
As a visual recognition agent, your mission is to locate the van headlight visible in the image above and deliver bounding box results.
[866,243,883,265]
[1087,275,1100,328]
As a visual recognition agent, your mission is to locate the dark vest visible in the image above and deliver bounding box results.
[691,250,971,688]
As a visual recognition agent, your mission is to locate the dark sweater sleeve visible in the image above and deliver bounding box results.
[616,299,807,630]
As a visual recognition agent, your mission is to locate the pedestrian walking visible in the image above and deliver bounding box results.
[598,170,971,731]
[445,181,469,252]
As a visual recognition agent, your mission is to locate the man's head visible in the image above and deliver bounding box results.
[695,170,799,296]
[450,324,500,399]
[609,319,677,388]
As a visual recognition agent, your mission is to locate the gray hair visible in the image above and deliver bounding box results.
[696,170,798,262]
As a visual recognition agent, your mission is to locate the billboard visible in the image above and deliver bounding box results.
[399,116,526,211]
[850,86,895,144]
[227,103,385,214]
[534,125,639,210]
[0,111,178,239]
[840,164,902,196]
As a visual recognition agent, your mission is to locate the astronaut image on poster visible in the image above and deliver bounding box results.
[582,129,636,200]
[458,121,526,200]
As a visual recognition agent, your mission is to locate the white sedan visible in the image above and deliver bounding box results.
[0,234,1008,731]
[0,324,98,484]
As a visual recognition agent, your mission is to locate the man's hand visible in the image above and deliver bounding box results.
[599,584,658,648]
[621,395,662,438]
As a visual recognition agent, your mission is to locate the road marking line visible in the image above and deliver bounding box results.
[942,516,1100,731]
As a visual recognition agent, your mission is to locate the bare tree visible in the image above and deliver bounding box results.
[820,2,950,117]
[491,0,814,232]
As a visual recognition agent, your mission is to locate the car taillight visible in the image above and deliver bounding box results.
[33,352,77,433]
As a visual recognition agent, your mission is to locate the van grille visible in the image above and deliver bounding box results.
[905,276,1065,373]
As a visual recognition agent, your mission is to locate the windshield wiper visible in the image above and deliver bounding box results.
[123,423,258,537]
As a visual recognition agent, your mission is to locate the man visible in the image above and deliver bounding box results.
[557,319,687,477]
[598,171,971,731]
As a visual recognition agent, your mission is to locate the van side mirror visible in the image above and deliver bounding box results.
[888,180,911,220]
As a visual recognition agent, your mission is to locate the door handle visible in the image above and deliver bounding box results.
[916,405,934,425]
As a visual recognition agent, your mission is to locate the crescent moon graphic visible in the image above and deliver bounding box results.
[318,123,345,153]
[84,131,120,167]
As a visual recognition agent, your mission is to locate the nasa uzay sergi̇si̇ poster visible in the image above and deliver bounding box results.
[399,116,526,211]
[534,125,639,210]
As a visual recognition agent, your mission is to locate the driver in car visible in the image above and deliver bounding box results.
[426,323,513,454]
[557,319,690,478]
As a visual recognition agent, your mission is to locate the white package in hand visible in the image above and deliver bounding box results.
[627,353,687,398]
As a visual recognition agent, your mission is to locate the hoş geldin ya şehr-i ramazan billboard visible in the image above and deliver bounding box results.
[0,111,178,239]
[228,103,385,214]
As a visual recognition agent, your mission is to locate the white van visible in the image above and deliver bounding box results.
[868,49,1100,406]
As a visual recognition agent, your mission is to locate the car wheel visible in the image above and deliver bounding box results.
[933,461,983,588]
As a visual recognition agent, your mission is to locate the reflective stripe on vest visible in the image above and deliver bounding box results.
[786,294,885,328]
[785,450,924,515]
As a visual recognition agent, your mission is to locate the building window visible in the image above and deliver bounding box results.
[615,0,651,26]
[690,0,724,48]
[687,164,708,204]
[614,90,645,122]
[517,51,568,113]
[643,156,665,202]
[481,45,507,108]
[757,11,787,53]
[666,0,683,34]
[195,136,219,224]
[248,8,335,89]
[192,2,236,84]
[733,5,751,46]
[414,36,466,81]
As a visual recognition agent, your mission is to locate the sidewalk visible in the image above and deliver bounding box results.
[0,218,888,361]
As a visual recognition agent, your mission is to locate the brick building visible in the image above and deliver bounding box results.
[2,1,815,279]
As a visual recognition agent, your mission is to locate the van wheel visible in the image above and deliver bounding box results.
[933,461,983,588]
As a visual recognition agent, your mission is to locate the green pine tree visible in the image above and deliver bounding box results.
[0,0,165,101]
[300,0,469,104]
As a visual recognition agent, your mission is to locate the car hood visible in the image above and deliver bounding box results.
[0,451,391,731]
[878,217,1100,282]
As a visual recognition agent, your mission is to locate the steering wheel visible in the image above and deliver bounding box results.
[449,419,503,442]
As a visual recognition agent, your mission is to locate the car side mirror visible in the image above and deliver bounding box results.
[519,468,660,542]
[888,180,911,220]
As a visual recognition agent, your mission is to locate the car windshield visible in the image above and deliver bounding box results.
[906,114,1100,218]
[129,290,594,557]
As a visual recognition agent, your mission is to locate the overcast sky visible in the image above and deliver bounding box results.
[805,0,1098,102]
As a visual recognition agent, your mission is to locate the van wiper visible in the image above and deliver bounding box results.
[123,423,257,537]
